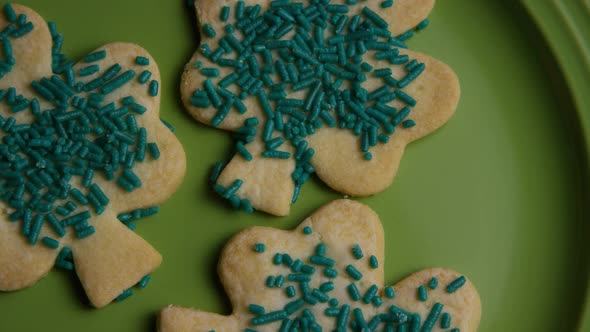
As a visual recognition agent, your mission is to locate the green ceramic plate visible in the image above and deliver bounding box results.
[0,0,588,331]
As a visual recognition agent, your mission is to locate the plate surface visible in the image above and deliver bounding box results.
[0,0,588,331]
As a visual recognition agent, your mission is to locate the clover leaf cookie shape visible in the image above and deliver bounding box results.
[181,0,460,216]
[159,199,480,331]
[0,4,186,308]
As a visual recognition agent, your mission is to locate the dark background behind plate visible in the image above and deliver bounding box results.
[0,0,587,331]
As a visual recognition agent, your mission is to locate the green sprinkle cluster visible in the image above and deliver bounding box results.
[0,6,172,256]
[209,161,254,213]
[241,229,466,331]
[196,0,429,210]
[55,246,73,270]
[0,4,34,78]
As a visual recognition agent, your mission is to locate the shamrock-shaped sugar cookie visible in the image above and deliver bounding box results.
[0,4,186,308]
[181,0,459,216]
[159,199,480,331]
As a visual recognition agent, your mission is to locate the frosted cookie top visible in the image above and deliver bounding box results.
[182,0,459,216]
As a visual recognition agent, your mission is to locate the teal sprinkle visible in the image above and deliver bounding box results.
[315,243,326,256]
[285,285,296,298]
[203,23,216,38]
[363,284,378,304]
[75,225,95,239]
[236,141,252,161]
[416,19,430,31]
[102,70,136,94]
[284,299,304,314]
[351,244,363,259]
[311,288,329,302]
[362,6,388,28]
[161,118,175,132]
[220,6,230,21]
[410,313,421,332]
[372,295,383,308]
[310,255,334,267]
[55,246,73,270]
[369,255,378,269]
[347,283,361,301]
[450,329,460,332]
[429,277,438,289]
[135,56,150,66]
[324,268,338,278]
[28,214,43,245]
[266,275,276,287]
[251,310,287,325]
[3,4,17,23]
[325,307,340,317]
[46,213,65,237]
[422,302,443,332]
[274,275,285,288]
[241,198,254,213]
[290,261,304,273]
[70,188,88,205]
[273,253,282,265]
[261,150,290,159]
[149,80,159,96]
[447,276,466,293]
[124,221,136,231]
[337,304,350,328]
[397,29,414,42]
[300,264,315,274]
[41,236,59,249]
[79,65,100,77]
[402,119,416,128]
[398,63,425,88]
[138,274,151,288]
[84,50,107,63]
[441,312,451,329]
[254,243,266,253]
[235,1,244,19]
[201,67,219,77]
[384,286,395,299]
[138,70,152,84]
[381,0,394,8]
[353,308,368,329]
[303,226,312,234]
[418,285,428,301]
[249,304,266,315]
[328,298,339,307]
[223,179,243,198]
[90,184,109,205]
[147,142,160,160]
[115,289,133,302]
[395,90,416,106]
[319,281,334,293]
[117,177,135,191]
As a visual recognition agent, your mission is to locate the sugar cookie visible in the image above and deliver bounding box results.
[159,199,480,331]
[182,0,459,215]
[0,4,186,308]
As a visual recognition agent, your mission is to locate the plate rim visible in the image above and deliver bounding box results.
[520,0,590,330]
